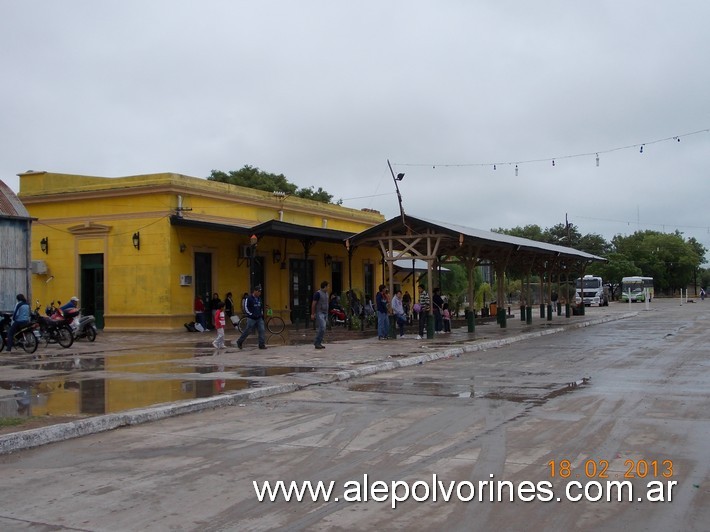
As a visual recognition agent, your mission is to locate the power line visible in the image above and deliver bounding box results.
[572,214,710,234]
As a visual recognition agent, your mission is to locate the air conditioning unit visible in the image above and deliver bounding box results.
[179,274,193,286]
[31,260,48,274]
[239,245,253,258]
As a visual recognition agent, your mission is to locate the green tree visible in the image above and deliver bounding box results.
[544,222,582,247]
[492,224,546,242]
[208,166,339,204]
[612,230,704,295]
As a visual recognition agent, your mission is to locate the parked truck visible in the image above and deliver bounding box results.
[575,275,609,306]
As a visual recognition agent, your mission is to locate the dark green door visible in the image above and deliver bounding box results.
[289,258,314,326]
[80,254,105,328]
[194,252,213,304]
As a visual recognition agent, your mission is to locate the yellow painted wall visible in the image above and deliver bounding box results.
[21,171,384,330]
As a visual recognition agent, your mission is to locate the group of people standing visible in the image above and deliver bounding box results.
[196,282,452,352]
[194,291,236,332]
[374,284,451,340]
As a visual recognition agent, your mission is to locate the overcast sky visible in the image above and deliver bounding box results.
[2,1,709,259]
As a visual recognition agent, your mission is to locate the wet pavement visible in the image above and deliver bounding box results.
[0,301,650,453]
[1,298,708,531]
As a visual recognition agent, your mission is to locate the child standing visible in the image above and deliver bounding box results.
[442,303,451,333]
[212,301,226,349]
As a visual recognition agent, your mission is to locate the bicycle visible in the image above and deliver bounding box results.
[232,309,285,334]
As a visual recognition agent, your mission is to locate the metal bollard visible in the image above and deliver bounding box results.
[427,314,435,339]
[498,307,507,328]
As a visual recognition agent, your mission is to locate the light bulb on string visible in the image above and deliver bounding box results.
[552,159,555,167]
[515,165,518,177]
[640,145,644,154]
[493,164,496,170]
[595,153,599,167]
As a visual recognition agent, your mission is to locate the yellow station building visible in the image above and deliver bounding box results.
[19,171,385,331]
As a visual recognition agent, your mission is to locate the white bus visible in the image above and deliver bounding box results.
[621,276,654,302]
[575,275,609,306]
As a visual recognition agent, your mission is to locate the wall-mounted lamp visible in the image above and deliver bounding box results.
[179,243,186,253]
[272,249,282,264]
[40,237,49,254]
[132,232,140,250]
[324,254,332,267]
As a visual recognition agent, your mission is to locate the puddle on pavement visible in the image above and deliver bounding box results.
[349,377,475,398]
[0,349,334,419]
[349,377,589,403]
[483,378,590,405]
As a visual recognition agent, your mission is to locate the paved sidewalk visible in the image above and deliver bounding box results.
[0,303,638,454]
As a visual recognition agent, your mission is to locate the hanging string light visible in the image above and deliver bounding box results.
[394,127,708,171]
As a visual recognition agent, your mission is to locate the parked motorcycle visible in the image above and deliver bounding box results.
[0,313,39,354]
[32,301,74,348]
[71,312,98,342]
[329,305,347,327]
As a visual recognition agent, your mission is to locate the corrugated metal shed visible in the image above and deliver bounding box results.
[0,179,30,219]
[0,179,32,311]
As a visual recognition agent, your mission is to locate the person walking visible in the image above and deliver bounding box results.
[416,284,431,340]
[376,284,389,340]
[236,285,266,350]
[391,289,407,338]
[212,301,226,349]
[5,294,31,352]
[311,281,329,349]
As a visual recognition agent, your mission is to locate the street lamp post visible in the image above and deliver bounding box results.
[387,159,406,225]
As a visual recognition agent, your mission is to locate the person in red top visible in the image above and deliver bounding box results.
[212,301,226,349]
[194,295,206,331]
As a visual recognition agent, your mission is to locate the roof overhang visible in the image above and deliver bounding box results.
[170,216,354,243]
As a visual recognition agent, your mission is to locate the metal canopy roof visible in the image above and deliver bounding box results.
[347,214,606,266]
